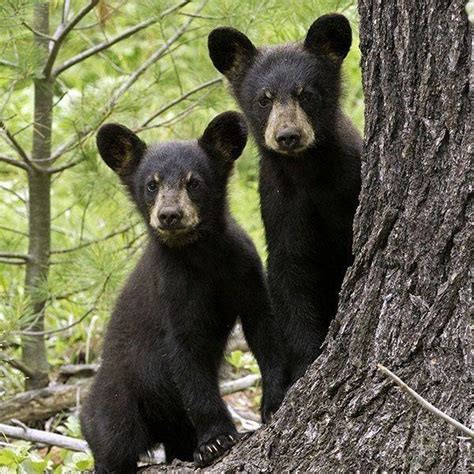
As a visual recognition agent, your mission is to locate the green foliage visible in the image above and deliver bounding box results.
[0,0,362,468]
[0,441,94,473]
[0,443,52,473]
[61,451,94,472]
[226,350,260,375]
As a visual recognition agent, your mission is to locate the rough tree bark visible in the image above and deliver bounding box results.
[145,0,471,471]
[21,1,52,390]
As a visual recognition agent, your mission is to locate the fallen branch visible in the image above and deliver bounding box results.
[0,423,88,452]
[0,423,165,464]
[0,374,261,423]
[377,364,473,438]
[58,363,99,379]
[227,405,261,431]
[0,380,90,423]
[221,374,261,395]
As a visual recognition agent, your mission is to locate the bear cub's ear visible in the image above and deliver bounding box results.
[96,123,146,176]
[304,13,352,62]
[208,27,257,80]
[199,111,248,162]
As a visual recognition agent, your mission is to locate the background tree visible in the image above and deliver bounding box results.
[160,0,470,470]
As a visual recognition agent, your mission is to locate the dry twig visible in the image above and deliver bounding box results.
[377,364,473,438]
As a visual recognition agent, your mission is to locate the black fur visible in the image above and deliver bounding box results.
[208,15,362,384]
[80,112,287,473]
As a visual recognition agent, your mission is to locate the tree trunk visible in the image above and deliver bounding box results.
[146,0,471,471]
[22,1,52,390]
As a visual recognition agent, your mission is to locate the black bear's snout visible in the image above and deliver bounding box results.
[276,127,302,150]
[159,207,183,229]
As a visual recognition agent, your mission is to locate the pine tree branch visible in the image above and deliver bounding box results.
[61,0,71,27]
[0,155,28,170]
[21,21,56,42]
[53,0,191,77]
[48,1,206,165]
[105,0,207,113]
[0,226,28,237]
[43,0,100,78]
[50,223,139,254]
[0,252,30,262]
[18,274,111,337]
[138,77,222,130]
[50,131,91,163]
[54,283,97,301]
[47,0,205,170]
[0,353,35,378]
[377,364,474,438]
[46,156,87,174]
[0,122,41,172]
[0,59,19,69]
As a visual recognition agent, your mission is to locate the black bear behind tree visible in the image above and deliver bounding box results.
[80,112,287,472]
[208,14,362,385]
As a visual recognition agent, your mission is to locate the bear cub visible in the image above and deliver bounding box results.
[80,112,286,473]
[208,15,362,385]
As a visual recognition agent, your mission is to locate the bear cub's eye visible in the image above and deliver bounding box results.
[296,87,314,104]
[146,181,157,193]
[258,94,272,108]
[187,178,200,190]
[296,86,309,101]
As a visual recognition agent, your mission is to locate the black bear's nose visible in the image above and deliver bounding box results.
[159,207,182,228]
[276,127,301,150]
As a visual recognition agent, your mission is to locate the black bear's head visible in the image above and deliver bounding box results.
[208,14,352,156]
[97,111,247,247]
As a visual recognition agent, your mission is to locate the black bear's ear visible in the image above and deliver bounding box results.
[199,111,247,162]
[208,27,257,80]
[96,123,146,176]
[304,14,352,62]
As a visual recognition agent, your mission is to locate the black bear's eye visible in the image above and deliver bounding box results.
[258,96,271,108]
[146,181,157,193]
[188,178,200,190]
[298,89,312,103]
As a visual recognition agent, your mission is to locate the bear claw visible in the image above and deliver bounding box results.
[193,433,241,467]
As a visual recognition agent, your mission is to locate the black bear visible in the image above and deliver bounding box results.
[80,112,287,473]
[208,14,362,384]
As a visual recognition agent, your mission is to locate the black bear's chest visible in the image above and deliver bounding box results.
[260,156,353,264]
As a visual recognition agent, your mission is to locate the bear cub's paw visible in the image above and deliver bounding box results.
[193,432,250,467]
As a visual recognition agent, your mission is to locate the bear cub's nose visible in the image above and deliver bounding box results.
[159,207,182,229]
[276,127,301,150]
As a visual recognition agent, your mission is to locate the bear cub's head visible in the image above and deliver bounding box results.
[97,111,247,247]
[208,14,352,156]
